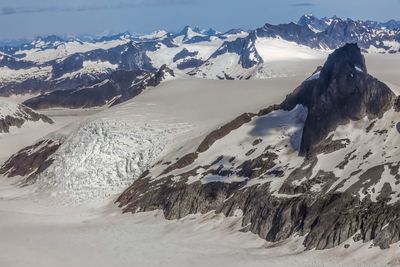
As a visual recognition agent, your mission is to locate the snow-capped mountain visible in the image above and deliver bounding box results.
[0,98,53,133]
[115,44,400,251]
[296,15,400,52]
[0,15,399,108]
[188,32,263,79]
[189,29,327,80]
[0,25,239,106]
[191,15,400,79]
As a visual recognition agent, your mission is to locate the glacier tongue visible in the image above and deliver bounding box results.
[34,118,191,204]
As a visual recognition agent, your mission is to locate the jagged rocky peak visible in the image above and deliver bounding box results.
[177,25,201,38]
[281,43,395,156]
[297,14,341,32]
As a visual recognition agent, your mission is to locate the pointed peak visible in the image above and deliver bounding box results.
[179,25,192,34]
[322,43,367,76]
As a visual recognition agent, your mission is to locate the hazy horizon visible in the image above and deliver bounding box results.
[1,0,400,40]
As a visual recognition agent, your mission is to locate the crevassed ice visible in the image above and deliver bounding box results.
[35,118,191,204]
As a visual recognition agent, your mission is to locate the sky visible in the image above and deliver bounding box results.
[1,0,400,40]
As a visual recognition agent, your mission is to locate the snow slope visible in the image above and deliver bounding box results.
[146,39,223,70]
[15,39,131,63]
[0,105,97,164]
[255,38,328,62]
[0,200,397,267]
[191,37,328,80]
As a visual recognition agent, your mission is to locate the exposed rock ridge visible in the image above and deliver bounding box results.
[23,65,174,109]
[0,104,53,133]
[0,139,61,185]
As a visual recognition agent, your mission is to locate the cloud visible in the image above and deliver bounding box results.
[290,2,315,7]
[0,0,197,16]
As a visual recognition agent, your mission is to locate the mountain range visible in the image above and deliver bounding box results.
[0,15,399,109]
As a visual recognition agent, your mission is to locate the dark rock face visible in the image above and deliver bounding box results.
[257,22,319,47]
[300,15,400,32]
[118,176,400,250]
[173,48,204,70]
[176,58,204,70]
[0,139,60,185]
[210,34,263,69]
[280,43,395,156]
[173,48,199,62]
[23,65,174,109]
[0,54,36,70]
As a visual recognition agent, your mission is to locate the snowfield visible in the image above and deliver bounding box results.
[146,39,223,69]
[56,60,118,80]
[255,38,328,62]
[191,37,329,80]
[0,199,398,267]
